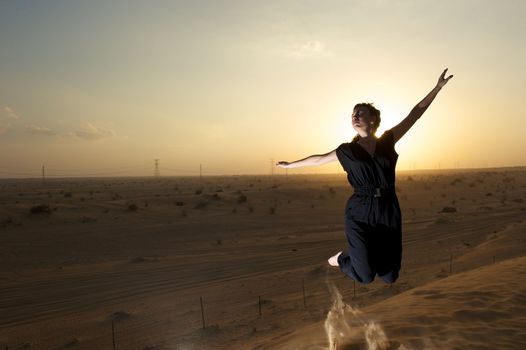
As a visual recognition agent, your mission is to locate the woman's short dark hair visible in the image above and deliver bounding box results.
[352,102,381,142]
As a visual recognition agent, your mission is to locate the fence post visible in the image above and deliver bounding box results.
[112,319,116,350]
[302,278,307,308]
[200,296,206,329]
[258,296,262,316]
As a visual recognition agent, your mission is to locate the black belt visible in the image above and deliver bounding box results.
[353,184,395,197]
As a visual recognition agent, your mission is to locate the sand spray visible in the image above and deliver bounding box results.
[324,278,389,350]
[323,273,437,350]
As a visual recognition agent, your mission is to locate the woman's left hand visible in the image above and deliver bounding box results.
[437,68,454,88]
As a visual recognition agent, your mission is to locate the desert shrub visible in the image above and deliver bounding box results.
[440,206,457,213]
[1,217,13,227]
[237,194,247,203]
[127,203,138,211]
[434,217,450,224]
[30,204,51,214]
[195,201,207,209]
[64,192,72,198]
[175,201,185,206]
[81,216,96,223]
[268,206,276,214]
[195,189,203,195]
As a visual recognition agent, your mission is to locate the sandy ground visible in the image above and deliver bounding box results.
[0,167,525,349]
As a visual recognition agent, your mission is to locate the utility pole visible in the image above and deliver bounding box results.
[199,163,202,179]
[270,158,274,176]
[41,165,45,184]
[154,159,160,177]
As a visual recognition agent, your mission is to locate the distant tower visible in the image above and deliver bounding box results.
[154,159,160,177]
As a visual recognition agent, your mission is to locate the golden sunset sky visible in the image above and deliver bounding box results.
[0,0,525,177]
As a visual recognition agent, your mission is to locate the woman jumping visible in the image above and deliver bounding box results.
[276,68,453,284]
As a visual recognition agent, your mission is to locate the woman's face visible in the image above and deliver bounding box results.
[352,106,376,133]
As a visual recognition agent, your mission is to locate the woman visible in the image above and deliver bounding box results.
[276,68,453,284]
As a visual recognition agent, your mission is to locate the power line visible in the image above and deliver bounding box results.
[154,159,160,177]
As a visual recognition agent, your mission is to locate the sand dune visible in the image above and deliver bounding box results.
[1,168,525,349]
[271,253,526,349]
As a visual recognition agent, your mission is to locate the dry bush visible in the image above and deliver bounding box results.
[195,201,207,209]
[127,203,138,211]
[29,204,51,214]
[440,206,457,213]
[237,194,248,203]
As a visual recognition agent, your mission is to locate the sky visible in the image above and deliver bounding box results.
[0,0,525,177]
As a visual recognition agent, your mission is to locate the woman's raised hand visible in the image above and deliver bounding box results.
[437,68,454,88]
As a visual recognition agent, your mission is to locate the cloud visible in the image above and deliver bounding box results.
[2,106,19,120]
[0,121,9,134]
[0,106,19,134]
[75,122,115,140]
[25,124,56,136]
[246,36,333,59]
[288,39,330,58]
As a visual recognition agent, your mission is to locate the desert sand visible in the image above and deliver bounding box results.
[1,167,525,349]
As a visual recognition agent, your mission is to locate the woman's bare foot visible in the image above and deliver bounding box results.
[328,251,343,266]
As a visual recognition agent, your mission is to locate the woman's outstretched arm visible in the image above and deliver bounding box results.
[276,149,338,169]
[391,68,453,143]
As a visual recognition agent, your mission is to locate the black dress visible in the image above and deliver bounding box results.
[335,128,402,284]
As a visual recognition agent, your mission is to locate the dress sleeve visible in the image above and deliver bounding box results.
[382,129,399,157]
[336,143,352,172]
